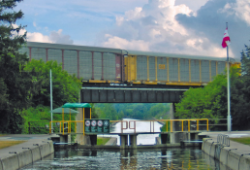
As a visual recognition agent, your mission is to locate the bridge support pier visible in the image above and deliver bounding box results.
[120,134,128,149]
[89,135,97,146]
[161,134,168,144]
[120,134,138,149]
[190,133,199,141]
[60,134,70,143]
[129,134,137,149]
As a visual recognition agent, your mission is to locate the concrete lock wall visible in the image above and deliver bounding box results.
[202,138,250,170]
[0,141,54,170]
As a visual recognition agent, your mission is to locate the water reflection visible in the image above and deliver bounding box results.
[120,149,137,170]
[21,148,224,170]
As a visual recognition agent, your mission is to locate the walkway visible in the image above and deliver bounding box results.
[0,134,55,158]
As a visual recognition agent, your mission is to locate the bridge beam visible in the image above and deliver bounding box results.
[81,87,185,103]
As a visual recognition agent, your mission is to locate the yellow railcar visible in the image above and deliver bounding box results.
[125,51,241,86]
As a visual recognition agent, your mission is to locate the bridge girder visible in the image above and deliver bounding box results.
[81,86,186,103]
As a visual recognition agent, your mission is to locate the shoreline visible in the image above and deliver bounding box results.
[201,131,250,170]
[0,134,55,170]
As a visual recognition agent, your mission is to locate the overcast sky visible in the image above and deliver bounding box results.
[14,0,250,59]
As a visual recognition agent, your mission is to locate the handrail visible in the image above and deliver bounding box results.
[158,118,210,132]
[49,118,218,134]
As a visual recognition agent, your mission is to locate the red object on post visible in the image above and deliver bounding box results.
[222,28,230,48]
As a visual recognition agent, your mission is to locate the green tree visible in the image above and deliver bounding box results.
[20,105,75,134]
[21,106,51,134]
[94,103,170,120]
[95,104,118,120]
[117,110,124,119]
[89,103,98,118]
[23,59,82,108]
[175,67,240,121]
[230,45,250,130]
[241,45,250,76]
[0,0,31,133]
[149,103,169,119]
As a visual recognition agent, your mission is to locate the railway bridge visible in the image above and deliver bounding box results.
[21,42,237,146]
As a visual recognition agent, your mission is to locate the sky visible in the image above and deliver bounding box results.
[13,0,250,59]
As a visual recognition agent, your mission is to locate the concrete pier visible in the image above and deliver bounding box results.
[59,134,71,143]
[129,134,137,149]
[119,134,138,149]
[161,134,168,144]
[119,134,128,149]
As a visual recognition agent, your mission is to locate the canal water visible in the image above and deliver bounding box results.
[21,148,220,170]
[20,119,221,169]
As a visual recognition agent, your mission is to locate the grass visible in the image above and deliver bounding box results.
[97,137,111,145]
[231,137,250,145]
[0,141,26,149]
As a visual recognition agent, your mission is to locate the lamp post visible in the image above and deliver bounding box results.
[50,69,53,133]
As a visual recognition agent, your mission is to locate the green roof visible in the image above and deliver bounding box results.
[62,103,92,108]
[52,107,79,114]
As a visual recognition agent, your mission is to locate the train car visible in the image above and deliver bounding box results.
[19,42,240,87]
[124,51,241,86]
[19,42,125,84]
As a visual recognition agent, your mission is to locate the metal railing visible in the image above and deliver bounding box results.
[28,121,50,134]
[160,118,210,132]
[116,119,210,133]
[48,118,226,135]
[49,121,76,134]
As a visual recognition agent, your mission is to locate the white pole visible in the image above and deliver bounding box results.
[226,23,231,132]
[50,69,53,133]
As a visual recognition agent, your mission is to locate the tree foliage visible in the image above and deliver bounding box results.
[0,0,30,133]
[175,49,250,130]
[94,103,170,120]
[20,105,75,134]
[0,0,170,133]
[231,45,250,130]
[0,0,82,133]
[19,59,82,134]
[23,59,82,108]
